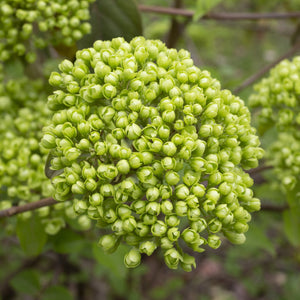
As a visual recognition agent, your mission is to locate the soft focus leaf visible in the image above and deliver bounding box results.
[283,206,300,247]
[41,285,73,300]
[97,0,143,41]
[80,0,142,48]
[51,229,86,254]
[93,242,129,295]
[92,242,128,279]
[10,269,40,295]
[16,214,47,256]
[243,223,276,256]
[194,0,222,21]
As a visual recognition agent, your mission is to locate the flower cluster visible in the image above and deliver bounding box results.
[42,37,263,270]
[267,133,300,192]
[249,56,300,192]
[249,57,300,135]
[0,70,91,235]
[0,0,94,62]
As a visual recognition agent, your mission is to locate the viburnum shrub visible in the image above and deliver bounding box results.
[249,56,300,193]
[41,36,263,270]
[0,0,94,62]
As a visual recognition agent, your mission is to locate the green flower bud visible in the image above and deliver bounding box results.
[124,248,141,268]
[136,222,150,237]
[85,178,98,191]
[207,235,221,249]
[180,253,196,272]
[73,199,88,214]
[167,227,180,241]
[126,123,142,140]
[175,184,189,199]
[116,159,130,174]
[223,230,246,245]
[146,187,160,201]
[98,234,119,253]
[89,193,103,206]
[117,204,132,220]
[164,248,182,269]
[139,241,157,256]
[150,138,163,152]
[100,184,114,197]
[123,216,137,232]
[175,201,188,216]
[71,180,86,194]
[41,133,56,149]
[158,125,170,140]
[132,200,146,214]
[151,220,167,236]
[165,215,180,227]
[143,214,157,225]
[165,170,180,185]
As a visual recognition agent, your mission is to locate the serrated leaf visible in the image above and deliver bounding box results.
[283,206,300,247]
[194,0,222,22]
[16,214,47,256]
[10,269,41,295]
[41,286,73,300]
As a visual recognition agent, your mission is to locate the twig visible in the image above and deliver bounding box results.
[166,0,184,48]
[233,43,300,93]
[138,5,300,20]
[261,203,289,212]
[247,164,273,175]
[0,197,59,218]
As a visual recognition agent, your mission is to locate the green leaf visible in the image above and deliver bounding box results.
[16,214,47,256]
[41,286,73,300]
[92,242,128,279]
[194,0,222,21]
[50,229,86,254]
[10,269,41,295]
[81,0,142,47]
[243,223,276,256]
[283,206,300,247]
[92,242,129,295]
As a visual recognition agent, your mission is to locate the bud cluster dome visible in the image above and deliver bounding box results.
[267,133,300,192]
[42,37,263,270]
[249,56,300,194]
[249,56,300,135]
[0,0,95,62]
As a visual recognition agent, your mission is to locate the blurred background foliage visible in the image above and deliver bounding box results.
[1,0,300,299]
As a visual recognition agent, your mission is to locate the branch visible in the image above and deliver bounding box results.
[247,164,273,176]
[166,0,187,48]
[261,203,288,212]
[0,197,59,218]
[233,42,300,93]
[138,5,300,20]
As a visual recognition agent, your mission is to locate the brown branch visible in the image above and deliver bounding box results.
[138,5,300,20]
[0,197,59,218]
[233,42,300,93]
[261,203,289,212]
[247,164,273,175]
